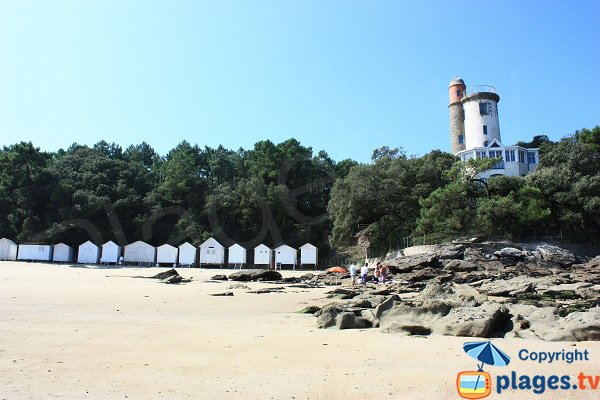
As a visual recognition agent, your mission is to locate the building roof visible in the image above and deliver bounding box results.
[449,77,465,87]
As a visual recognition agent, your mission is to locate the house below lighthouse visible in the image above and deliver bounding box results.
[448,77,539,178]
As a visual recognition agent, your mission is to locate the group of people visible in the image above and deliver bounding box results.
[348,261,389,287]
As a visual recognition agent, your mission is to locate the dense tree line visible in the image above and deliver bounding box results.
[1,125,598,260]
[0,139,356,260]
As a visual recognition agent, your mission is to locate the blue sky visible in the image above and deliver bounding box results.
[0,0,598,162]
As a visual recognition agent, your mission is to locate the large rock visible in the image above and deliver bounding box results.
[535,244,576,267]
[561,308,600,341]
[478,276,560,297]
[495,247,527,259]
[432,302,508,337]
[315,305,374,330]
[228,269,282,282]
[443,260,478,272]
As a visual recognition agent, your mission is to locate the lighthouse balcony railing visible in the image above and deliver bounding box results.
[465,85,497,95]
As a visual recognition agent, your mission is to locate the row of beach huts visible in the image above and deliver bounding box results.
[0,237,319,268]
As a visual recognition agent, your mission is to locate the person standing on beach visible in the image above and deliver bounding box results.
[360,262,369,285]
[349,264,357,288]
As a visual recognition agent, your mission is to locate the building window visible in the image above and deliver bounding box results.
[519,151,525,163]
[457,90,461,97]
[479,102,490,115]
[483,125,488,135]
[527,152,537,164]
[489,150,503,160]
[458,135,464,144]
[483,141,489,146]
[476,151,487,159]
[505,150,515,162]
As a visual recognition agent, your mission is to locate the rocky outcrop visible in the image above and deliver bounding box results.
[228,269,282,282]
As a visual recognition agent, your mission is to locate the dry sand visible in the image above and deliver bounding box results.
[0,262,598,400]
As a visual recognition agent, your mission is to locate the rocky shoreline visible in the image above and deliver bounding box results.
[210,241,599,341]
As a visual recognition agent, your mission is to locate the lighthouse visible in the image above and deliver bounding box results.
[448,77,466,154]
[448,77,540,178]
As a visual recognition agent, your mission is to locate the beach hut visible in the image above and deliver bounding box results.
[101,241,122,265]
[300,243,318,267]
[228,243,246,268]
[253,244,273,267]
[53,243,74,263]
[199,237,225,266]
[275,244,298,270]
[178,242,197,267]
[0,238,18,261]
[157,244,178,266]
[77,241,100,264]
[124,241,156,266]
[17,244,54,262]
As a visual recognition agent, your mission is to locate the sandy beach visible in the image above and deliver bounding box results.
[0,262,598,400]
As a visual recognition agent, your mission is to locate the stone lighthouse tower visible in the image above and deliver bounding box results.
[448,77,466,154]
[462,85,501,150]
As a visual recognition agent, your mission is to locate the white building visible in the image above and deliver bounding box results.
[53,243,74,263]
[77,241,100,264]
[178,242,197,267]
[0,238,18,261]
[157,244,178,266]
[199,237,225,266]
[18,244,53,262]
[124,241,156,266]
[228,243,246,267]
[253,244,273,267]
[448,77,539,178]
[101,241,122,265]
[275,244,297,269]
[299,243,318,267]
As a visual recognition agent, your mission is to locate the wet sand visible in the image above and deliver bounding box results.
[0,262,598,399]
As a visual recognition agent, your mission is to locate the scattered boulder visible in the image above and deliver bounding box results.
[211,274,228,281]
[228,283,251,290]
[150,269,180,280]
[210,292,234,296]
[228,269,282,282]
[443,260,478,272]
[432,302,508,337]
[535,244,576,267]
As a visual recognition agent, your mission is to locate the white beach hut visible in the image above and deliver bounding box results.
[178,242,197,267]
[253,244,273,267]
[77,241,100,264]
[300,243,318,267]
[199,237,225,266]
[101,241,122,265]
[228,243,246,268]
[53,243,74,263]
[157,244,178,266]
[275,244,298,269]
[0,238,18,261]
[124,241,156,266]
[17,244,54,261]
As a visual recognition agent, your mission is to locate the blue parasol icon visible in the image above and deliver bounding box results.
[463,341,511,371]
[463,341,511,393]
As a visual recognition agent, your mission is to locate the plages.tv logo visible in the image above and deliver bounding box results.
[457,341,511,399]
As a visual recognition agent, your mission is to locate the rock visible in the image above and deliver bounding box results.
[247,288,284,294]
[228,283,251,290]
[211,274,228,281]
[151,269,180,280]
[432,302,508,337]
[350,294,387,308]
[210,292,234,296]
[443,260,478,272]
[162,275,183,284]
[438,244,465,260]
[228,269,282,282]
[463,247,487,262]
[299,306,321,314]
[494,247,526,259]
[561,308,600,341]
[478,276,560,297]
[420,283,488,307]
[377,300,451,335]
[315,305,344,329]
[336,312,373,329]
[325,288,359,299]
[535,244,576,267]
